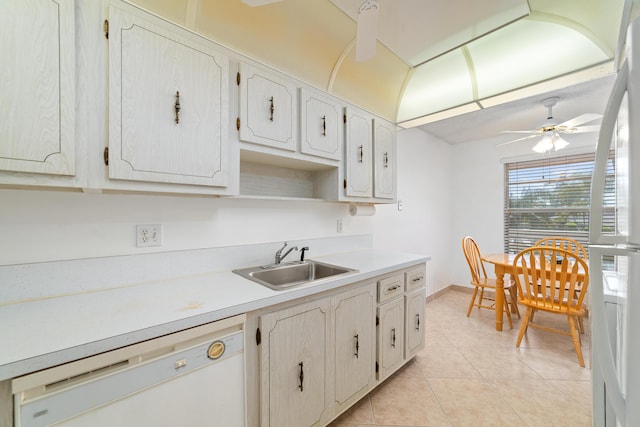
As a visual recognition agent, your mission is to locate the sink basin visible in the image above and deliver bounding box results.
[233,260,357,290]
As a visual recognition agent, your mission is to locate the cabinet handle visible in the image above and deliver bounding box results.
[298,361,304,392]
[322,115,326,136]
[269,96,274,122]
[391,328,396,348]
[385,284,400,294]
[358,145,364,162]
[174,91,181,124]
[354,333,359,358]
[415,313,420,331]
[384,152,389,168]
[412,275,424,282]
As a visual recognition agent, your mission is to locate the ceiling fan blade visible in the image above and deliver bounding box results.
[241,0,282,6]
[496,134,539,146]
[557,113,602,128]
[500,130,540,134]
[355,0,379,62]
[567,125,601,134]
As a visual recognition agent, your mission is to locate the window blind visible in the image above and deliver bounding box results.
[504,152,615,254]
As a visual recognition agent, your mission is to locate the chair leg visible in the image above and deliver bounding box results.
[467,287,479,317]
[577,315,584,334]
[516,307,533,347]
[508,289,521,318]
[568,315,585,367]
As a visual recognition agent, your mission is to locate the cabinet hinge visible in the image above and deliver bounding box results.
[256,328,261,345]
[236,117,241,131]
[236,72,241,86]
[376,315,379,326]
[343,114,346,124]
[375,362,379,373]
[343,179,347,189]
[103,147,109,166]
[103,19,109,39]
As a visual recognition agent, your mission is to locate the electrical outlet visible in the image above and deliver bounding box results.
[136,224,162,247]
[397,199,403,211]
[337,219,343,233]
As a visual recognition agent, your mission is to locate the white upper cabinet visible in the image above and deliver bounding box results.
[344,107,373,198]
[239,62,297,151]
[373,119,396,199]
[299,88,343,161]
[107,3,229,187]
[0,0,75,176]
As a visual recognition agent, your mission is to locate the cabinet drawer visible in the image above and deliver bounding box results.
[377,274,403,303]
[405,266,426,291]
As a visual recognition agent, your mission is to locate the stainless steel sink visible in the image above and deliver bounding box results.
[233,260,357,290]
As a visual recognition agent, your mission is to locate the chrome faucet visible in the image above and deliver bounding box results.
[275,242,298,264]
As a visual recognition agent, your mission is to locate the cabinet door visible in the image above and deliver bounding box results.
[332,284,376,411]
[405,287,426,359]
[239,63,297,151]
[0,0,75,176]
[377,297,404,379]
[108,4,229,187]
[260,299,329,427]
[373,119,396,199]
[299,89,343,160]
[344,107,373,198]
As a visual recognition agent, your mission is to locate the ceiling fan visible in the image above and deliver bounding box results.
[498,97,602,153]
[241,0,380,62]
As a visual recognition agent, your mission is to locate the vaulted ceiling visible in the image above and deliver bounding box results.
[129,0,634,143]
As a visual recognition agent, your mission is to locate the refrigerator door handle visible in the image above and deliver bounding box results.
[590,61,628,245]
[590,246,627,418]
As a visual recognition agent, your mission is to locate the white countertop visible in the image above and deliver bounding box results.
[0,249,428,381]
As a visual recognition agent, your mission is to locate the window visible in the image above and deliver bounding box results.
[504,152,615,254]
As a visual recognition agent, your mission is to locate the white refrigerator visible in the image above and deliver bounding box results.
[590,11,640,427]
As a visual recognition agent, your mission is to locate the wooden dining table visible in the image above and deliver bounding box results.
[481,253,587,331]
[481,253,517,331]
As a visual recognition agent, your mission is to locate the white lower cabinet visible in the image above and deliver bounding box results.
[259,298,330,427]
[375,266,427,382]
[254,263,426,427]
[331,284,377,413]
[405,287,427,359]
[377,297,405,379]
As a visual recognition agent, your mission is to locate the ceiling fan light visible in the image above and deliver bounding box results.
[533,132,554,153]
[552,133,570,151]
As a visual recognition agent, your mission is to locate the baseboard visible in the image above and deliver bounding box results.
[426,284,472,303]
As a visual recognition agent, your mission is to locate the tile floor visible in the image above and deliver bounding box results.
[328,289,592,427]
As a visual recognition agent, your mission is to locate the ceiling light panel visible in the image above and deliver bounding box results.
[397,49,473,122]
[331,0,529,66]
[468,19,610,99]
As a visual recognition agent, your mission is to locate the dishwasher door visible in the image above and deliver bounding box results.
[13,316,245,427]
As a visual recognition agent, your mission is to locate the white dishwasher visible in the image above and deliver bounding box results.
[12,315,245,427]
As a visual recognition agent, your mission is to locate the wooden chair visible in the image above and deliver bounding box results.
[512,246,589,367]
[534,237,588,260]
[535,237,588,333]
[462,236,520,328]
